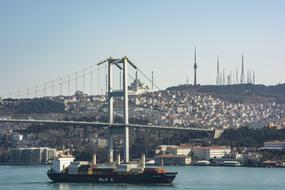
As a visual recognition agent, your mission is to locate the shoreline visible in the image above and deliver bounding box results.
[0,163,284,168]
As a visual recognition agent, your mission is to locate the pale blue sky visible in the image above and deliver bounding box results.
[0,0,284,97]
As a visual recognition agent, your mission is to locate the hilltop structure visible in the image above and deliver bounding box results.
[215,54,256,85]
[193,47,198,86]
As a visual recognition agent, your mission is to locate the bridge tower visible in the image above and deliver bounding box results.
[98,57,117,163]
[193,46,198,87]
[98,56,136,163]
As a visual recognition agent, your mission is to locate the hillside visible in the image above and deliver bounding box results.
[167,83,285,104]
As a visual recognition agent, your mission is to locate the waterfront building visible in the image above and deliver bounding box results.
[167,145,192,156]
[154,155,192,166]
[192,146,231,161]
[155,145,177,155]
[9,147,57,164]
[262,140,285,151]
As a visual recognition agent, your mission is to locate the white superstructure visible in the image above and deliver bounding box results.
[52,156,75,173]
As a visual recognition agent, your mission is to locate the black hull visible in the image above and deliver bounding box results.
[47,170,177,184]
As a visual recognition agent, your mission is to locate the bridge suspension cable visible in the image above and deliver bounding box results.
[1,62,104,98]
[1,57,161,99]
[137,68,161,91]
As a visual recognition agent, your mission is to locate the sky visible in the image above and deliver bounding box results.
[0,0,284,97]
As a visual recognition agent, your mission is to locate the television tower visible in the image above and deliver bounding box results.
[216,56,220,85]
[193,46,198,86]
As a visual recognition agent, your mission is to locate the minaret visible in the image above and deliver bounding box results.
[193,46,198,86]
[216,56,220,85]
[240,54,245,84]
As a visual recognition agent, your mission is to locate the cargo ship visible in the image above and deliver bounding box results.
[47,154,177,184]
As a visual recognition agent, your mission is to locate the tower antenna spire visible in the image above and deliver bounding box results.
[253,70,255,84]
[193,46,198,86]
[240,54,245,84]
[216,56,220,85]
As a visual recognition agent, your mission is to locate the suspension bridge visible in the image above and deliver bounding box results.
[0,56,214,163]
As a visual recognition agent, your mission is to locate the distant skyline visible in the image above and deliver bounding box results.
[0,0,284,97]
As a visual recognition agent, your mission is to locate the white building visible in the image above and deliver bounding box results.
[10,147,57,164]
[52,156,75,173]
[168,146,192,156]
[128,77,151,95]
[155,155,192,166]
[155,145,177,155]
[192,146,231,161]
[262,140,285,150]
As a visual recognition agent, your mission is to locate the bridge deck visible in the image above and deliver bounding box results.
[0,119,213,132]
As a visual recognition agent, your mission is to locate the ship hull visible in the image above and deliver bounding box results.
[47,170,177,184]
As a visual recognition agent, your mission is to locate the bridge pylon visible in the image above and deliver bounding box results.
[98,56,136,163]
